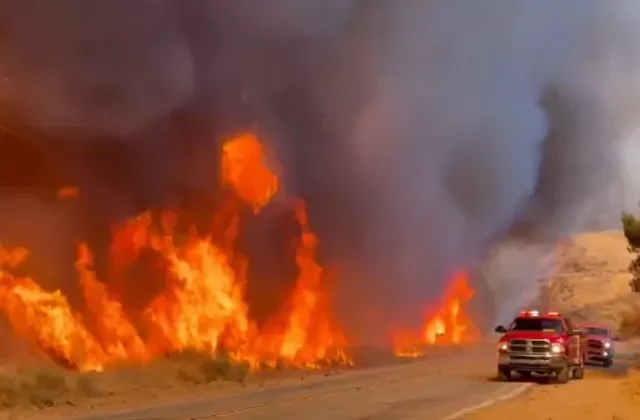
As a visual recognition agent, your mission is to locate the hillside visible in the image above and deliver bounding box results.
[543,230,640,334]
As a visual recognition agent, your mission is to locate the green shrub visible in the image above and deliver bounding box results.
[622,212,640,250]
[622,212,640,293]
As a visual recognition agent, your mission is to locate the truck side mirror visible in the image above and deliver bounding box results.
[613,335,621,341]
[494,325,507,334]
[570,328,584,336]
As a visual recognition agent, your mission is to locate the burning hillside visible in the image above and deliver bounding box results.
[0,133,351,372]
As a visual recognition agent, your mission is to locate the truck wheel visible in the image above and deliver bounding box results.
[572,366,584,380]
[518,371,533,380]
[498,367,512,381]
[556,365,570,384]
[603,359,613,368]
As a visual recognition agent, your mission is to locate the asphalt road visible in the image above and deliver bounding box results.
[67,342,531,420]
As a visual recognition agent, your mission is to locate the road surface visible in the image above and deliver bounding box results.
[66,342,529,420]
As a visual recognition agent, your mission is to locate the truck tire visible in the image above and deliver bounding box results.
[556,365,570,384]
[572,366,585,380]
[518,371,533,380]
[498,367,512,381]
[603,359,613,368]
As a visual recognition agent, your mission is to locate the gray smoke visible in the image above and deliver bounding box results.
[1,0,640,342]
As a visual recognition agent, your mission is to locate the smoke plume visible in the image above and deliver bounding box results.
[1,0,640,342]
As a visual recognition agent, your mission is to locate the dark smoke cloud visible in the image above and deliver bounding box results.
[0,0,639,342]
[0,0,193,136]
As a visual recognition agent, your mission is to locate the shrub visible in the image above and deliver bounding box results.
[622,212,640,293]
[167,350,250,385]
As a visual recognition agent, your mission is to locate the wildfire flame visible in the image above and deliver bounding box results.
[0,133,349,372]
[57,186,80,200]
[394,271,480,357]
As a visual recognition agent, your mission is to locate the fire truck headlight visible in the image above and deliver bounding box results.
[551,343,564,354]
[603,341,611,349]
[498,342,508,352]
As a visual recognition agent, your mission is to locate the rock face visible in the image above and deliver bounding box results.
[543,230,640,334]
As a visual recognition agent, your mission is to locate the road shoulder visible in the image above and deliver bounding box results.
[464,368,640,420]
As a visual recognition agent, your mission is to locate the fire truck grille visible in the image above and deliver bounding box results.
[588,339,603,349]
[509,339,551,354]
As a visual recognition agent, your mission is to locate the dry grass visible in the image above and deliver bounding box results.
[0,365,95,410]
[0,350,250,413]
[544,230,640,334]
[162,350,250,385]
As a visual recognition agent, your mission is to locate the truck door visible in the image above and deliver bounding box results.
[567,334,581,364]
[564,318,582,365]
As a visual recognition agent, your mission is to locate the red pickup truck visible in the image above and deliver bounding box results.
[581,323,618,367]
[494,310,586,383]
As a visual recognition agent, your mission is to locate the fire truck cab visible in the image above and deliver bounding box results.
[494,310,586,383]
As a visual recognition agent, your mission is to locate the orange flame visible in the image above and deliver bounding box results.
[423,272,478,345]
[0,133,350,372]
[221,133,279,212]
[0,248,105,372]
[57,186,80,200]
[77,244,147,363]
[252,201,350,368]
[394,271,480,357]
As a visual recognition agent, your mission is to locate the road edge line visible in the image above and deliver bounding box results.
[436,383,533,420]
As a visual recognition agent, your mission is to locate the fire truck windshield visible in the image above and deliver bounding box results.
[585,327,609,336]
[510,317,564,333]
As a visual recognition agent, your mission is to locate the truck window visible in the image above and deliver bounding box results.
[509,317,564,333]
[584,327,610,336]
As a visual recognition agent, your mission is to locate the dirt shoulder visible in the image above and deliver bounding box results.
[466,368,640,420]
[0,344,416,420]
[0,356,349,420]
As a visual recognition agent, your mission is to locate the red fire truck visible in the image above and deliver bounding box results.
[494,310,586,383]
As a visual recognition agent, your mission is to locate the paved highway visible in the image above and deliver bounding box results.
[67,342,531,420]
